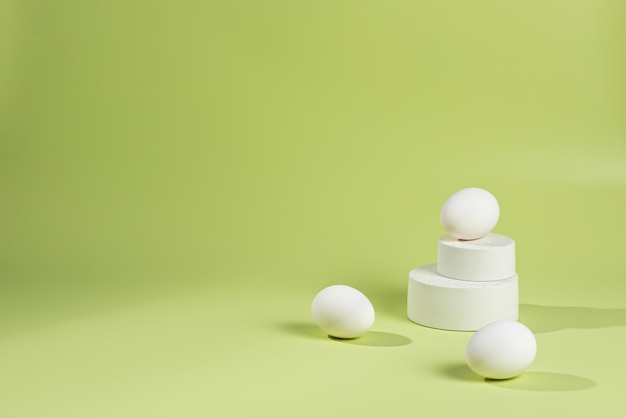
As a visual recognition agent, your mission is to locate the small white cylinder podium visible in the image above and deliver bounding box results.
[437,233,515,282]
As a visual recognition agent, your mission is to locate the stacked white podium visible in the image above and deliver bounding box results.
[407,188,519,331]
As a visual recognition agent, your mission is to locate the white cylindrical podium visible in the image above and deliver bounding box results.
[407,264,519,331]
[437,233,515,282]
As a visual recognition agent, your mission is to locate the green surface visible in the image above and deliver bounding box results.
[1,1,626,417]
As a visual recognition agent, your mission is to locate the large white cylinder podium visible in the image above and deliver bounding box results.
[407,234,519,331]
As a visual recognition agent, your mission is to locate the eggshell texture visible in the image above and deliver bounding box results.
[311,285,375,339]
[465,320,537,380]
[440,188,500,240]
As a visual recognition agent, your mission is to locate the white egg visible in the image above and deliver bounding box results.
[440,187,500,240]
[465,320,537,380]
[311,285,375,339]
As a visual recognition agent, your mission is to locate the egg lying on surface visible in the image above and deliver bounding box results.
[311,285,375,339]
[465,320,537,380]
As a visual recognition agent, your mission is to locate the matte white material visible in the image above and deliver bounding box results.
[407,264,518,331]
[440,187,500,240]
[311,285,375,339]
[465,320,537,380]
[437,233,515,282]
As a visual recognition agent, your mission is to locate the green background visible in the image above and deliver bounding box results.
[1,1,625,416]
